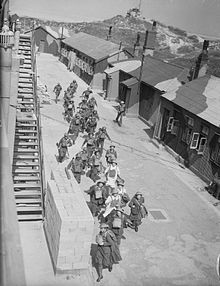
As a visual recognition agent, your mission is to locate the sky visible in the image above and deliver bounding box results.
[9,0,220,38]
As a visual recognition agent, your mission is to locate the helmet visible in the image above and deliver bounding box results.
[64,133,68,137]
[112,188,118,195]
[136,191,142,196]
[102,126,106,130]
[100,223,109,229]
[93,110,97,114]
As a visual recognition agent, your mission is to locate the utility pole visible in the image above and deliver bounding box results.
[136,21,156,112]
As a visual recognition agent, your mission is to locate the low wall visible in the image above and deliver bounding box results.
[43,168,94,274]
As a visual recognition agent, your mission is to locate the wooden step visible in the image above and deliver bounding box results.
[17,214,42,221]
[13,176,41,181]
[14,146,39,151]
[13,161,39,167]
[13,168,40,174]
[14,155,39,160]
[17,205,42,212]
[15,135,38,140]
[17,100,34,104]
[16,123,37,127]
[16,129,38,134]
[16,198,41,204]
[14,141,38,146]
[14,183,41,189]
[15,190,41,197]
[17,95,34,100]
[19,78,32,83]
[14,151,39,156]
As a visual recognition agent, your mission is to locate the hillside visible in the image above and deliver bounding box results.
[19,14,220,77]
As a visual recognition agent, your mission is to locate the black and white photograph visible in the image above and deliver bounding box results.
[1,0,220,285]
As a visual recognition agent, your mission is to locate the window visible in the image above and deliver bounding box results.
[190,133,200,149]
[197,137,207,154]
[210,134,220,165]
[201,125,209,136]
[167,117,174,132]
[171,120,179,135]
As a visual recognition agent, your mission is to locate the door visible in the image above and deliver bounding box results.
[39,40,45,53]
[160,108,170,141]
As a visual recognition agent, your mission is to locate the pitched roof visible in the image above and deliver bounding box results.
[105,60,141,74]
[128,56,189,92]
[62,32,121,62]
[24,25,74,39]
[162,75,220,127]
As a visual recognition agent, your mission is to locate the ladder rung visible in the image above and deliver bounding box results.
[13,161,39,166]
[14,183,41,189]
[14,142,39,146]
[17,214,42,221]
[14,176,40,181]
[15,190,41,197]
[16,129,38,133]
[13,168,40,174]
[15,136,38,140]
[17,206,42,213]
[16,198,41,204]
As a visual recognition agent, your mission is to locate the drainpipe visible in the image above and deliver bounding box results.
[133,32,140,57]
[107,26,112,41]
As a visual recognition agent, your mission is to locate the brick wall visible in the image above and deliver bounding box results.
[44,167,94,274]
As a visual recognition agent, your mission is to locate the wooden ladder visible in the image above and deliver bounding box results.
[12,35,44,221]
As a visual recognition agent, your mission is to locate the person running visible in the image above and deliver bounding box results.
[114,100,126,127]
[88,181,106,217]
[53,82,62,103]
[105,145,117,165]
[56,133,71,163]
[95,127,111,156]
[105,160,121,189]
[66,154,84,184]
[95,223,122,282]
[128,191,148,232]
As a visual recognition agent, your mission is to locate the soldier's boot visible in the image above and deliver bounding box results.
[96,266,103,282]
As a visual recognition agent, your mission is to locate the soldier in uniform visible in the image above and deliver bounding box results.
[81,133,96,157]
[114,100,126,127]
[66,154,84,184]
[89,150,103,182]
[56,133,72,163]
[88,181,106,217]
[128,191,148,232]
[95,223,122,282]
[75,147,89,171]
[82,86,92,101]
[95,127,111,156]
[85,115,97,134]
[105,145,117,165]
[53,82,62,103]
[68,115,81,144]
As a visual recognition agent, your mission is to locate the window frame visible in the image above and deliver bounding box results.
[190,132,200,149]
[167,117,174,132]
[197,137,207,155]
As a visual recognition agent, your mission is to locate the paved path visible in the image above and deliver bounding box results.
[21,53,220,286]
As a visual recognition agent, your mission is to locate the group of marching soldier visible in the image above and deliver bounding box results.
[54,81,148,282]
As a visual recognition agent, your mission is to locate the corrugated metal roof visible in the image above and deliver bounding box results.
[25,25,75,39]
[129,56,189,90]
[162,75,220,127]
[62,32,120,61]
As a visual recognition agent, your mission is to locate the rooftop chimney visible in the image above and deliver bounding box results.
[143,21,157,56]
[193,39,209,80]
[133,32,140,57]
[107,26,112,41]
